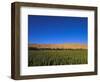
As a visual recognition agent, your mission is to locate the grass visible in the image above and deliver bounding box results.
[28,49,87,66]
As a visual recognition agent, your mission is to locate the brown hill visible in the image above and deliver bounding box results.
[28,43,87,49]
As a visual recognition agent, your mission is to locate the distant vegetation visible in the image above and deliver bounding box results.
[28,44,87,49]
[28,47,86,50]
[28,48,87,66]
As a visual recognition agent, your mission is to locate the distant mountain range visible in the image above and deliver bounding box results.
[28,43,87,49]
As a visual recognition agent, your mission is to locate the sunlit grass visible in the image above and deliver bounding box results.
[28,49,87,66]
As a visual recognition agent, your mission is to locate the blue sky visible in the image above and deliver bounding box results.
[28,15,88,44]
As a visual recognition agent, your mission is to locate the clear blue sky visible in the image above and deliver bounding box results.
[28,15,88,44]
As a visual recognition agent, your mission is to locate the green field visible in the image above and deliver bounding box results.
[28,49,87,66]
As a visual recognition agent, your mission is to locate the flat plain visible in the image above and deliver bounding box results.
[28,44,87,66]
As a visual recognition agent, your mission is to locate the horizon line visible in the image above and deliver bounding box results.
[28,43,87,45]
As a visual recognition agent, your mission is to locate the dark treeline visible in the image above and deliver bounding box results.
[28,47,87,51]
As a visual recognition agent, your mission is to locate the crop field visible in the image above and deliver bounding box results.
[28,49,87,66]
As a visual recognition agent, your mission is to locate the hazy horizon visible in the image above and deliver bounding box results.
[28,43,87,45]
